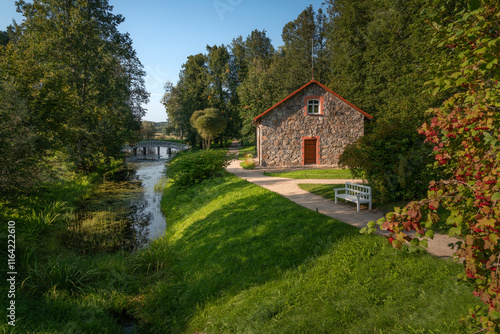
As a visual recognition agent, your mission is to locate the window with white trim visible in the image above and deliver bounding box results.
[307,99,320,115]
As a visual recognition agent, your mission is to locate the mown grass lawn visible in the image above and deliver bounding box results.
[298,183,410,214]
[237,145,256,159]
[298,183,452,232]
[264,168,359,179]
[133,174,479,333]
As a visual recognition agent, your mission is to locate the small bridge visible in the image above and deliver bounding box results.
[123,140,189,156]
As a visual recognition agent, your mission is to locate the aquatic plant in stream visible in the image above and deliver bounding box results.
[64,204,150,254]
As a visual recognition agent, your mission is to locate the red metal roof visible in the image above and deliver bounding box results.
[252,80,373,124]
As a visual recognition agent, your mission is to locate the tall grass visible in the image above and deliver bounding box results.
[0,159,148,333]
[24,201,68,241]
[154,176,169,193]
[22,254,100,295]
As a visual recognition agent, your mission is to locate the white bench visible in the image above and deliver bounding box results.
[334,182,372,212]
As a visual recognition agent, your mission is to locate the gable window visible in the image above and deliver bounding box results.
[307,99,321,115]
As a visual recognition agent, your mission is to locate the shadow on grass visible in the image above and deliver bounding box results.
[140,176,358,332]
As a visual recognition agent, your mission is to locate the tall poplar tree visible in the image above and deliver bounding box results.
[234,30,277,140]
[176,53,210,145]
[161,81,185,139]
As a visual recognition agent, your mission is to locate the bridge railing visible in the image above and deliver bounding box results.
[123,140,189,151]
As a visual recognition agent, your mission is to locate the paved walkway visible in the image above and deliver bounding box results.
[227,142,458,258]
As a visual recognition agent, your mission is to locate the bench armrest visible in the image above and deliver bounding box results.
[335,188,346,195]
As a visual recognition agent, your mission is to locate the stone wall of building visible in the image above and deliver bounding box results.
[257,83,365,167]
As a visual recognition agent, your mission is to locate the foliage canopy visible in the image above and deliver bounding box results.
[1,0,148,171]
[364,0,500,330]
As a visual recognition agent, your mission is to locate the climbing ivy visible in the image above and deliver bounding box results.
[363,0,500,331]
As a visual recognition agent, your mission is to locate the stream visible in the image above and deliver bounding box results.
[66,147,178,255]
[126,147,175,242]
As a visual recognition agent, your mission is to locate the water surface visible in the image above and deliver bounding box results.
[126,147,174,241]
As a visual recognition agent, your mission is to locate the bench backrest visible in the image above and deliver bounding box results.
[345,182,371,198]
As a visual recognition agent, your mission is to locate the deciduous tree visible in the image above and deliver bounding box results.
[190,108,226,149]
[176,53,210,146]
[365,1,500,330]
[2,0,149,171]
[0,79,42,195]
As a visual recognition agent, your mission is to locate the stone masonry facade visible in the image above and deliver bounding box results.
[255,81,368,167]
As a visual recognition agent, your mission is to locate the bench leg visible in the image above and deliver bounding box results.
[357,201,360,212]
[335,197,337,205]
[369,201,372,211]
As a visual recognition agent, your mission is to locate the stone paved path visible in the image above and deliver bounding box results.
[227,142,459,258]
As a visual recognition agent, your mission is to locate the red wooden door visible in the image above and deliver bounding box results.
[304,139,317,164]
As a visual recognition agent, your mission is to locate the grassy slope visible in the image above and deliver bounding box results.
[1,169,477,333]
[136,174,478,333]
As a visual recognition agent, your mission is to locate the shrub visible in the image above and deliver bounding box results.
[240,153,255,169]
[366,2,500,331]
[339,115,441,203]
[166,149,232,187]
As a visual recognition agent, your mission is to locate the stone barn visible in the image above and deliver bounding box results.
[252,80,373,167]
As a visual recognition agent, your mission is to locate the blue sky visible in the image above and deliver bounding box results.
[0,0,325,122]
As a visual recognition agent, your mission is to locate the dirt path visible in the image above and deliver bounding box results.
[226,144,459,258]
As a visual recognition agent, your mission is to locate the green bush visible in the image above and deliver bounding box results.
[339,116,441,203]
[166,149,232,187]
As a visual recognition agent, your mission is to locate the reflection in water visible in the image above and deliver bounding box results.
[65,147,174,254]
[127,147,175,241]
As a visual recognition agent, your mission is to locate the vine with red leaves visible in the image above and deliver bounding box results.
[362,0,500,331]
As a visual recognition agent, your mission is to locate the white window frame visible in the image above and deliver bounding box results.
[307,99,321,115]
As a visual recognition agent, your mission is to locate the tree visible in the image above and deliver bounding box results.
[275,5,319,92]
[325,0,443,119]
[245,29,275,64]
[229,30,275,141]
[365,0,500,330]
[331,0,455,202]
[0,30,10,46]
[340,114,439,203]
[207,44,230,112]
[0,79,42,196]
[176,53,210,146]
[206,44,239,144]
[141,121,156,140]
[2,0,148,171]
[190,108,226,149]
[161,81,185,139]
[237,58,283,140]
